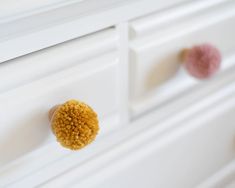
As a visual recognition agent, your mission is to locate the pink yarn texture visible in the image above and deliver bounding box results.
[184,44,221,79]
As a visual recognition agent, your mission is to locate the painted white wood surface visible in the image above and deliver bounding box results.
[129,0,235,117]
[0,0,83,20]
[0,0,234,187]
[38,64,235,188]
[0,52,119,166]
[3,55,235,188]
[0,0,190,63]
[89,94,235,188]
[129,0,227,39]
[0,28,118,93]
[197,160,235,188]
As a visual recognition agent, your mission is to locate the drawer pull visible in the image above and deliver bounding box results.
[182,44,221,79]
[49,100,99,150]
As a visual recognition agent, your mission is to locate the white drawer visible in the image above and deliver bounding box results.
[129,0,235,116]
[0,28,120,172]
[0,53,119,168]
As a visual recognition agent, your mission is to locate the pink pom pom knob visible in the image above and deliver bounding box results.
[182,44,221,79]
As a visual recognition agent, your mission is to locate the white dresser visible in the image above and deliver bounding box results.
[0,0,235,187]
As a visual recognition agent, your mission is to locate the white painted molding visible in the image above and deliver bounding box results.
[0,53,119,118]
[130,0,235,43]
[130,56,235,118]
[0,28,118,93]
[197,160,235,188]
[0,0,189,63]
[0,0,83,21]
[130,0,229,39]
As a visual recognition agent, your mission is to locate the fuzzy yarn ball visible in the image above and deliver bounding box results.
[50,100,99,150]
[184,44,221,79]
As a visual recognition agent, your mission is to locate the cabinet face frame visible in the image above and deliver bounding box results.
[0,0,235,187]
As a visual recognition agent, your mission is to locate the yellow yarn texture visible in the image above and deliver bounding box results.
[51,100,99,150]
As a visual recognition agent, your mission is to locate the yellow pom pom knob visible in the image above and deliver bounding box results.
[49,100,99,150]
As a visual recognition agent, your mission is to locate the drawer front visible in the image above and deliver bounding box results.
[0,53,119,167]
[129,0,235,116]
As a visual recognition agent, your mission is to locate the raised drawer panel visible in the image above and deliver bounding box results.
[0,52,119,168]
[129,0,235,116]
